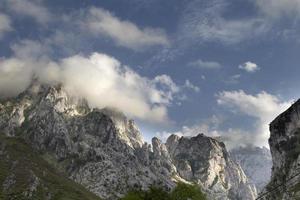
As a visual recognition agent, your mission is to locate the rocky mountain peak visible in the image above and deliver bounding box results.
[166,133,257,200]
[0,81,257,199]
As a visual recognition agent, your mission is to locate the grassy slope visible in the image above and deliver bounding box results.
[0,135,102,200]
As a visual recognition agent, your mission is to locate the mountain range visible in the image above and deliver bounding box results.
[1,81,299,200]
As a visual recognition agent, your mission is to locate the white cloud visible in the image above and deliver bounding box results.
[255,0,300,19]
[0,13,12,37]
[158,90,292,149]
[239,61,260,73]
[188,59,221,69]
[217,90,292,147]
[0,58,36,97]
[7,0,51,24]
[178,0,269,45]
[10,39,50,59]
[84,7,169,50]
[0,42,186,122]
[184,80,200,92]
[156,115,261,150]
[157,115,222,141]
[226,74,241,84]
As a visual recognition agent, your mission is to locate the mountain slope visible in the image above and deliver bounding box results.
[0,135,102,200]
[0,82,257,200]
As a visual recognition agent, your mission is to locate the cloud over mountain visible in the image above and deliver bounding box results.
[217,90,291,147]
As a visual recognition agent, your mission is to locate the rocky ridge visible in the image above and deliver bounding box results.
[0,82,257,200]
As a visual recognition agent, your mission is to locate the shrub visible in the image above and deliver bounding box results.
[120,183,206,200]
[170,182,206,200]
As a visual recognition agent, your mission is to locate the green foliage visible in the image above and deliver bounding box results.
[144,187,170,200]
[120,191,144,200]
[170,182,206,200]
[120,183,206,200]
[0,135,102,200]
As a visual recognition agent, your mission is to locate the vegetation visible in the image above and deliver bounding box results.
[120,183,206,200]
[0,135,102,200]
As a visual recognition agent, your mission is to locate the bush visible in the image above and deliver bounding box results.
[170,182,206,200]
[121,191,144,200]
[120,183,206,200]
[144,187,170,200]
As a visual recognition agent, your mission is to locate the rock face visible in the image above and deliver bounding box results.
[260,100,300,199]
[166,134,257,200]
[230,146,272,192]
[0,82,257,200]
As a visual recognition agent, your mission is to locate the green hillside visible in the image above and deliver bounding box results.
[0,135,102,200]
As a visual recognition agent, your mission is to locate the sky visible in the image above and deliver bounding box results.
[0,0,300,149]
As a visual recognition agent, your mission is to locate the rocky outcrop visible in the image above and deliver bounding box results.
[0,82,257,200]
[260,100,300,199]
[230,146,272,192]
[166,134,257,200]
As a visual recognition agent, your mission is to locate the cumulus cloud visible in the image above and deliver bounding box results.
[217,90,292,147]
[0,39,198,122]
[0,13,12,37]
[84,7,169,50]
[0,54,176,122]
[158,90,292,149]
[6,0,51,24]
[188,59,221,69]
[0,58,36,97]
[239,61,260,73]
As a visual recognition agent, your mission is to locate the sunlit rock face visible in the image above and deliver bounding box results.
[260,100,300,199]
[166,134,257,200]
[0,82,257,200]
[230,146,272,192]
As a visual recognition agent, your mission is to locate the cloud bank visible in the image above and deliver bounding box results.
[0,40,197,123]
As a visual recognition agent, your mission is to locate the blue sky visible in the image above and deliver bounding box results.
[0,0,300,148]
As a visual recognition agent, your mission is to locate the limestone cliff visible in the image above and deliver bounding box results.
[0,82,257,200]
[260,100,300,199]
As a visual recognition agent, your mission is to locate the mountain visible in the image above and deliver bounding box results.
[166,134,257,200]
[259,100,300,199]
[0,82,257,200]
[230,146,272,192]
